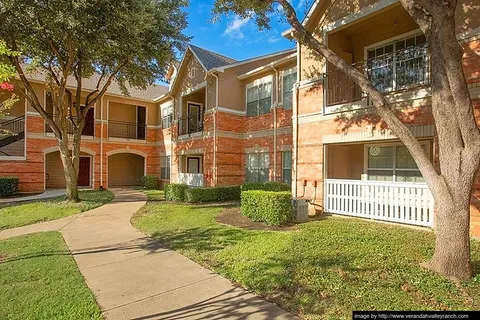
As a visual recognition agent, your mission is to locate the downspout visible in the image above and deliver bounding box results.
[100,96,104,189]
[271,65,279,182]
[293,38,301,198]
[211,72,219,186]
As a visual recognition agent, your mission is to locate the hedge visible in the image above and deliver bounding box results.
[141,176,160,189]
[0,177,19,197]
[164,183,189,202]
[241,190,293,226]
[241,182,290,192]
[185,186,241,203]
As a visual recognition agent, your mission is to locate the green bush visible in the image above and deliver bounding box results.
[164,183,189,202]
[241,182,290,192]
[185,186,241,203]
[241,190,293,226]
[0,177,19,197]
[141,176,160,189]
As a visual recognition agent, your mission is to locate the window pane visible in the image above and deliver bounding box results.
[395,146,418,169]
[247,101,258,117]
[247,87,258,103]
[282,151,292,168]
[258,98,271,115]
[283,169,292,185]
[368,146,393,168]
[396,170,424,183]
[367,170,394,181]
[259,81,272,99]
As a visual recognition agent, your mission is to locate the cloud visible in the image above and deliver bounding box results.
[223,15,251,40]
[267,37,282,43]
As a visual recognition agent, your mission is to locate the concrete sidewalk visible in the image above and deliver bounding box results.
[0,189,65,204]
[1,188,298,320]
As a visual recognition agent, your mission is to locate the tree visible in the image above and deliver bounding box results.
[0,0,188,201]
[213,0,480,280]
[0,40,19,134]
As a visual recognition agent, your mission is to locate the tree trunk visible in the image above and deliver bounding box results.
[58,142,80,202]
[425,197,472,279]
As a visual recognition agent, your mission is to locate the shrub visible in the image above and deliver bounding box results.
[241,190,293,226]
[185,186,241,203]
[141,176,159,189]
[241,182,290,192]
[164,183,189,202]
[0,177,19,197]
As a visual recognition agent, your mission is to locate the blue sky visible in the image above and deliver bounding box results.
[182,0,312,61]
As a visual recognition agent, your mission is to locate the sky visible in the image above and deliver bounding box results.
[181,0,313,61]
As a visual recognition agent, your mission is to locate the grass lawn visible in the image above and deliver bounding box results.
[136,188,165,201]
[0,232,102,319]
[0,189,114,230]
[132,202,480,319]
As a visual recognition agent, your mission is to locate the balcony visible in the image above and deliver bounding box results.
[108,120,146,140]
[45,113,94,136]
[177,111,204,136]
[324,44,430,113]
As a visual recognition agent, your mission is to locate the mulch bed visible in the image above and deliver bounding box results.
[216,207,297,231]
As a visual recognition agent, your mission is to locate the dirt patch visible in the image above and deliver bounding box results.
[216,207,297,231]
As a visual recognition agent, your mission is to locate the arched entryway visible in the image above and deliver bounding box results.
[107,151,146,187]
[44,149,94,189]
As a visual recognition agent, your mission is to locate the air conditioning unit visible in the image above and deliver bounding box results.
[292,198,308,223]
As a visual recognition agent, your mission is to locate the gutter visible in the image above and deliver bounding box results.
[293,43,301,198]
[207,70,220,186]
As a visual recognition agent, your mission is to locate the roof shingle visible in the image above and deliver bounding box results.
[189,45,238,70]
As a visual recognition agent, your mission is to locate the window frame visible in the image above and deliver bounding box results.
[281,67,297,110]
[160,155,171,180]
[160,101,174,129]
[245,75,273,117]
[246,152,270,183]
[363,141,431,183]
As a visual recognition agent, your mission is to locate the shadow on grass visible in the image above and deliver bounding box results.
[0,237,168,264]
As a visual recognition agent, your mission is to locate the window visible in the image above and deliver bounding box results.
[367,143,427,183]
[367,33,428,93]
[246,152,269,183]
[282,70,297,110]
[282,151,292,185]
[161,102,173,129]
[246,76,272,117]
[160,156,170,180]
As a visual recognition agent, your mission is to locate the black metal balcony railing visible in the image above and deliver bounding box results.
[325,44,430,107]
[108,120,146,140]
[44,113,95,136]
[161,114,173,129]
[178,112,204,136]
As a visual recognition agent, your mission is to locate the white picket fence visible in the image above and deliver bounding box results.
[324,179,434,227]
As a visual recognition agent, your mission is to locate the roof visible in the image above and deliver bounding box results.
[22,65,168,102]
[189,45,238,70]
[237,53,297,80]
[215,48,296,72]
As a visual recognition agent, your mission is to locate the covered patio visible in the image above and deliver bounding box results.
[323,140,434,227]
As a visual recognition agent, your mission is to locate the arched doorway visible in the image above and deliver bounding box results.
[45,150,93,189]
[107,152,145,187]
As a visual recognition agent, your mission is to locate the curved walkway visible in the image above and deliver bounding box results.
[0,188,297,320]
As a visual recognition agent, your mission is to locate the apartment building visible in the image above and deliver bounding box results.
[157,45,297,187]
[0,45,297,192]
[285,0,480,235]
[0,72,170,192]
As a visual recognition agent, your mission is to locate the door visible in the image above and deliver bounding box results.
[81,107,95,136]
[187,103,202,134]
[187,157,200,174]
[78,157,91,187]
[136,106,146,140]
